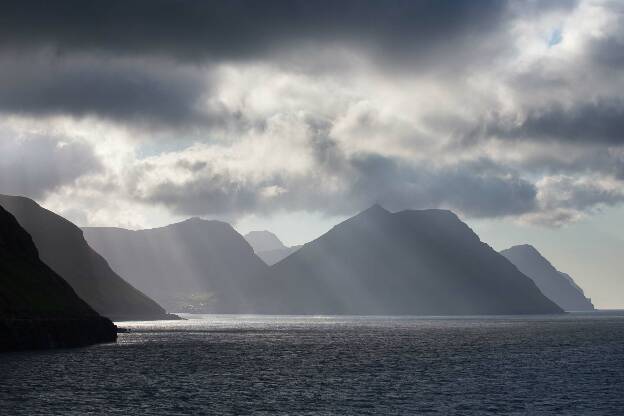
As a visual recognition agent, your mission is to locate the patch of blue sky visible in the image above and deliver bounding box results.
[136,139,197,159]
[548,28,563,47]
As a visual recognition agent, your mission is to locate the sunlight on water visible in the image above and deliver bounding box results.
[2,312,624,415]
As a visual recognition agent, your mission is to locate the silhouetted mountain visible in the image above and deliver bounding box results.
[244,231,301,265]
[500,245,594,311]
[84,218,270,312]
[0,205,116,351]
[559,271,585,294]
[0,195,173,321]
[245,230,286,252]
[255,205,563,315]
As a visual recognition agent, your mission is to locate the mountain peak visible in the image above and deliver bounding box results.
[173,216,231,230]
[360,203,390,217]
[501,244,551,267]
[506,244,539,254]
[245,230,286,252]
[182,216,205,224]
[263,205,562,315]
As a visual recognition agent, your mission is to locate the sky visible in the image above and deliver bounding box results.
[0,0,623,308]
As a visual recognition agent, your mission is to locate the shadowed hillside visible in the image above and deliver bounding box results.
[253,246,301,266]
[85,205,564,316]
[0,195,173,321]
[254,205,563,315]
[84,218,269,312]
[501,245,594,311]
[0,205,116,351]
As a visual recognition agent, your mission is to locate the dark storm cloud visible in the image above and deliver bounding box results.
[0,0,509,62]
[587,36,624,69]
[0,135,101,198]
[0,56,213,125]
[0,0,517,124]
[142,176,260,217]
[488,99,624,145]
[616,163,624,180]
[538,176,624,212]
[584,2,624,69]
[347,155,537,218]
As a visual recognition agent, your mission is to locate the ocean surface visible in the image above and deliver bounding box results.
[1,312,624,415]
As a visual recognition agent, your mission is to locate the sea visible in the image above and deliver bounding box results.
[1,312,623,415]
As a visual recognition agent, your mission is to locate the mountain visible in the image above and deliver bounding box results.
[254,205,563,315]
[244,231,301,265]
[0,195,174,321]
[83,218,270,313]
[500,245,594,311]
[0,205,116,351]
[245,230,286,252]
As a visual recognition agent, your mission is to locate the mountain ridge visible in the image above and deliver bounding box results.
[255,205,563,315]
[85,204,566,316]
[0,204,117,351]
[83,217,269,313]
[0,194,174,321]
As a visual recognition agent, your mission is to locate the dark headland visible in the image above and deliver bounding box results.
[0,205,116,351]
[0,194,177,321]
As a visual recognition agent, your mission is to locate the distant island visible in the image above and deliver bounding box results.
[501,244,594,311]
[0,204,116,351]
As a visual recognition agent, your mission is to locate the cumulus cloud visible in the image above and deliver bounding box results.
[520,174,624,226]
[121,115,538,219]
[0,0,623,227]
